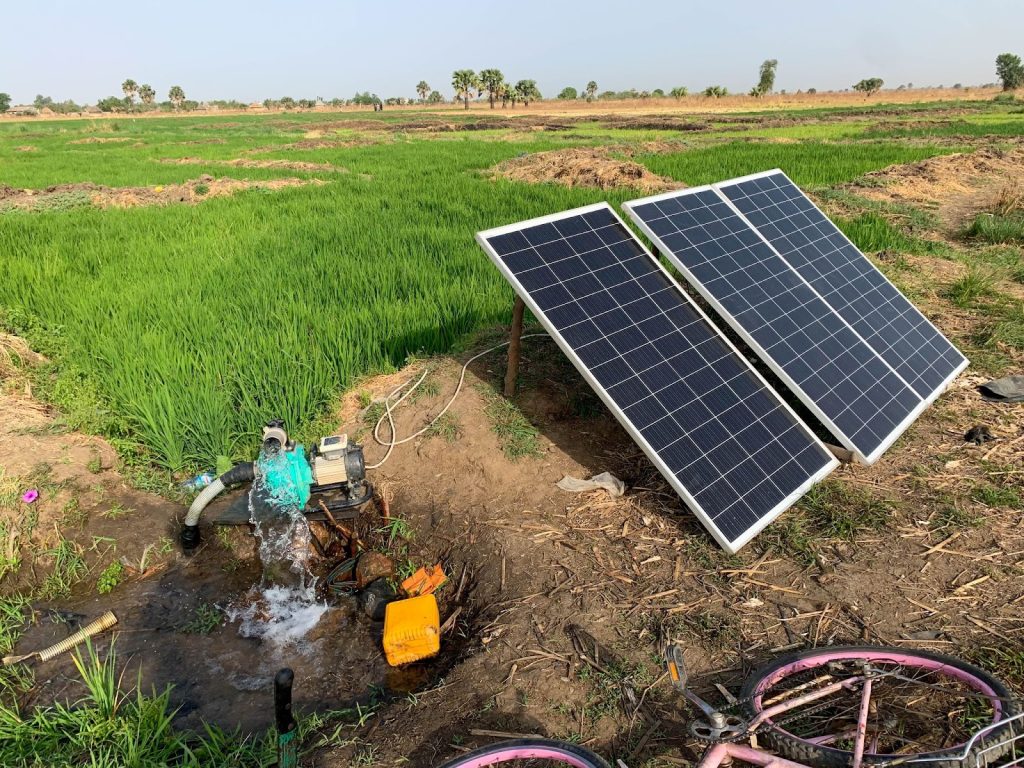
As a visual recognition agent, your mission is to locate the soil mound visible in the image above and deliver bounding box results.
[160,156,346,172]
[67,136,134,144]
[490,147,681,192]
[601,116,708,131]
[856,147,1024,207]
[0,176,320,211]
[242,138,378,155]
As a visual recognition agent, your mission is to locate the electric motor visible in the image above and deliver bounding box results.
[311,434,365,487]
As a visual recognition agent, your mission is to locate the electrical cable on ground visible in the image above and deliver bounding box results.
[365,334,549,470]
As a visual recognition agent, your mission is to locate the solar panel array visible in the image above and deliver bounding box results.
[715,170,968,402]
[623,188,923,464]
[477,203,836,552]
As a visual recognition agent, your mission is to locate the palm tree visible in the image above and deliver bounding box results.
[451,69,479,110]
[121,79,138,106]
[498,81,511,108]
[416,81,430,103]
[478,68,504,108]
[585,81,598,102]
[138,84,156,105]
[168,85,186,110]
[514,79,540,107]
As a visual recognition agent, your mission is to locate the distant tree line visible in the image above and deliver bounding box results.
[3,53,1021,118]
[445,70,541,109]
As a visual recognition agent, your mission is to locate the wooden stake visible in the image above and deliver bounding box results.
[504,296,525,397]
[824,443,855,464]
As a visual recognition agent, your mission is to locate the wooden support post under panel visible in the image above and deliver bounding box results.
[504,296,526,397]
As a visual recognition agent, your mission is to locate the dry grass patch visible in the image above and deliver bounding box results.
[490,147,681,192]
[0,176,322,211]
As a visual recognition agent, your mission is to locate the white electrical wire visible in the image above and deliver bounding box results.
[365,334,549,470]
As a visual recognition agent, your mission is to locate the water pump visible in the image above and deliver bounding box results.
[180,419,371,552]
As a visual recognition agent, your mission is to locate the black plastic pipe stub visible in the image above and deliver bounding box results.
[275,668,297,735]
[180,524,200,553]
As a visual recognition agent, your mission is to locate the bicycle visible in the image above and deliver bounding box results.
[436,644,1024,768]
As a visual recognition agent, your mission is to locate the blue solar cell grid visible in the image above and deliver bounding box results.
[717,171,967,400]
[478,204,835,550]
[624,189,923,463]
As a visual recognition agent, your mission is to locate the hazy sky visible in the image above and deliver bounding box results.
[3,0,1021,104]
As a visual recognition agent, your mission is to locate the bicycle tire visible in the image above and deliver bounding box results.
[739,645,1021,768]
[434,738,611,768]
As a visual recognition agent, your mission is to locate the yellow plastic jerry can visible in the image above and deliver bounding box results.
[383,594,440,666]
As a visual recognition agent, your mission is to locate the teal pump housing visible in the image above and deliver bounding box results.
[256,445,314,512]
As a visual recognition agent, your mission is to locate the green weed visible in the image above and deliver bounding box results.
[183,602,223,635]
[424,412,461,442]
[480,389,542,459]
[37,538,87,600]
[972,484,1022,509]
[96,561,125,594]
[101,502,132,520]
[944,268,997,307]
[931,504,981,530]
[965,212,1024,244]
[60,497,88,527]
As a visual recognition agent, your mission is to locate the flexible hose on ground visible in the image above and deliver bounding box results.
[366,334,549,470]
[181,461,257,551]
[184,478,226,528]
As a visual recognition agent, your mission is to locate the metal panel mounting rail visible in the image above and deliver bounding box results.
[477,203,837,553]
[623,187,925,465]
[714,169,968,404]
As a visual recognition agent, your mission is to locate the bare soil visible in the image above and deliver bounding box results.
[0,176,321,211]
[489,147,682,192]
[854,146,1024,227]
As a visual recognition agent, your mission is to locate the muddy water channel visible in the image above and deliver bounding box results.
[17,491,450,734]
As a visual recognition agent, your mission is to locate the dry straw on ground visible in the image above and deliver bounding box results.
[490,147,682,192]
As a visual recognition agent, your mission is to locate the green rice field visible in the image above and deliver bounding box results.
[1,100,1022,472]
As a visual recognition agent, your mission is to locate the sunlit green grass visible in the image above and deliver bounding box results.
[0,110,998,471]
[635,140,956,187]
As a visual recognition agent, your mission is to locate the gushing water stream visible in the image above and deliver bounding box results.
[227,445,328,645]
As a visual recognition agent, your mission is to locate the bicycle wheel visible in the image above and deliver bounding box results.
[435,738,611,768]
[739,645,1020,768]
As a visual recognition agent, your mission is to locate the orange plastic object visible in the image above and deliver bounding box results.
[383,594,440,666]
[401,563,447,596]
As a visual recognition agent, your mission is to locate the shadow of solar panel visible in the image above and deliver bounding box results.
[716,170,967,402]
[624,188,923,464]
[478,203,836,553]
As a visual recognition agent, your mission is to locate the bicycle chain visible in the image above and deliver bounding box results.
[688,690,841,744]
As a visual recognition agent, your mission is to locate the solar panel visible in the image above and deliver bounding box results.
[477,203,837,553]
[623,188,924,465]
[716,170,968,402]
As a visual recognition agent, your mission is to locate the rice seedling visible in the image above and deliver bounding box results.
[0,112,991,476]
[637,141,955,187]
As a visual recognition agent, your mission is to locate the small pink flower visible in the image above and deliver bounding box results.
[21,489,39,504]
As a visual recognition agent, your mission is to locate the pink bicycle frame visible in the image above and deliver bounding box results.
[696,675,867,768]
